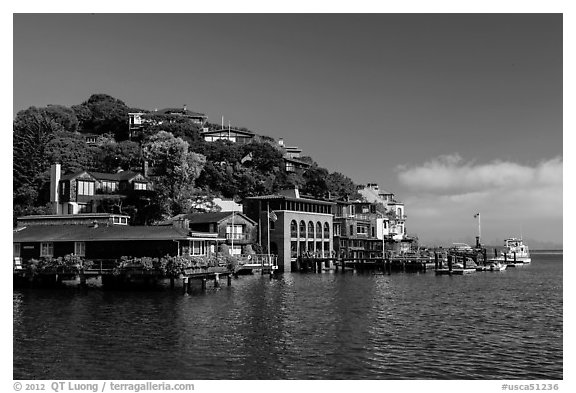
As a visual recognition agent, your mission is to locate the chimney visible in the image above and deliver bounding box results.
[278,138,285,147]
[142,160,149,177]
[50,163,61,214]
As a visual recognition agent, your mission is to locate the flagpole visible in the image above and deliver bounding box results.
[231,211,235,255]
[267,201,271,259]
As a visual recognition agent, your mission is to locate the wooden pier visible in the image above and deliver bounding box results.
[295,256,433,273]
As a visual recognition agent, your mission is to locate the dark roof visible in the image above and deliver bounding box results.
[283,157,312,167]
[164,212,256,226]
[156,108,207,117]
[245,194,335,205]
[90,171,147,182]
[60,170,90,181]
[201,128,255,137]
[13,225,219,243]
[60,170,149,183]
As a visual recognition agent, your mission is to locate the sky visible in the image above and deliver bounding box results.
[11,13,564,247]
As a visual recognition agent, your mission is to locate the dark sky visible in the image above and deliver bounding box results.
[12,13,563,244]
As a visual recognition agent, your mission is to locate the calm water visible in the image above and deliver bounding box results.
[13,252,562,380]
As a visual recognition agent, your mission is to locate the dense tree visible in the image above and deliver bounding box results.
[326,172,361,200]
[72,94,130,140]
[302,166,330,199]
[45,131,95,174]
[142,131,207,218]
[139,113,205,147]
[92,140,142,173]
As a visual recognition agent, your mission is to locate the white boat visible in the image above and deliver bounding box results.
[488,261,507,271]
[489,238,531,265]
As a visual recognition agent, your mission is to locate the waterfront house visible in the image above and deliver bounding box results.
[50,164,153,215]
[357,183,412,252]
[13,214,221,263]
[243,189,334,272]
[162,212,257,256]
[333,200,384,259]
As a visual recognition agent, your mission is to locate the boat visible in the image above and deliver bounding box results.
[488,261,507,271]
[488,238,531,265]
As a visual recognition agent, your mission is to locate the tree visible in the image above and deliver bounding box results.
[72,94,130,140]
[13,109,63,203]
[91,140,142,173]
[302,166,330,198]
[326,171,361,200]
[142,131,207,218]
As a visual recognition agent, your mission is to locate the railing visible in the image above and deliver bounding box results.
[237,254,278,267]
[225,233,247,240]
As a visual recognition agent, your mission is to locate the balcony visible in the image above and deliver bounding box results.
[226,233,248,241]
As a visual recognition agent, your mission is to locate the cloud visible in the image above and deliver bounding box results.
[395,155,563,245]
[397,154,562,194]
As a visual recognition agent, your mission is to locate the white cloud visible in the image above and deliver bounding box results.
[397,154,562,194]
[396,155,563,245]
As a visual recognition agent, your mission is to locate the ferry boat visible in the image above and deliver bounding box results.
[489,238,531,265]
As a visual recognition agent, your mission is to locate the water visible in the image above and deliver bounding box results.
[13,252,562,380]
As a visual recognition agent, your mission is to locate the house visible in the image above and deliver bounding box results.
[333,200,384,259]
[357,183,412,252]
[277,138,311,173]
[50,163,153,215]
[201,127,255,144]
[128,105,208,140]
[243,189,334,272]
[163,212,257,256]
[13,215,222,262]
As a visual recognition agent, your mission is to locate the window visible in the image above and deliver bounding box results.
[290,220,298,238]
[192,241,206,255]
[77,180,94,196]
[324,222,330,238]
[226,225,244,240]
[120,217,128,225]
[299,221,306,238]
[316,222,322,238]
[14,243,21,258]
[291,241,298,258]
[40,242,54,257]
[349,225,354,236]
[78,203,92,213]
[308,221,314,239]
[334,223,341,236]
[371,227,375,237]
[74,242,86,256]
[100,181,117,193]
[357,225,368,235]
[134,182,147,190]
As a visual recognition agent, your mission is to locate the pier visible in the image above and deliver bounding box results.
[295,255,433,273]
[13,254,279,293]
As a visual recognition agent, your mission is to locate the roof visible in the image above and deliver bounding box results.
[201,128,255,137]
[17,213,129,221]
[60,170,149,183]
[13,224,220,243]
[283,157,312,166]
[167,212,256,226]
[60,170,90,181]
[155,108,207,117]
[90,170,147,182]
[245,194,335,205]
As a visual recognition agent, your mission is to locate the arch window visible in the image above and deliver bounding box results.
[324,222,330,238]
[290,220,298,238]
[299,221,306,238]
[308,221,315,239]
[316,222,322,238]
